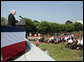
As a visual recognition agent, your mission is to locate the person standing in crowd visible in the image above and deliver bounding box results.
[35,39,40,46]
[8,10,18,26]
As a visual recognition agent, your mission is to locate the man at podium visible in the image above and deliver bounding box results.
[8,10,18,26]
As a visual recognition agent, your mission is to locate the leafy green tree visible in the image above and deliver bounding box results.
[66,24,75,32]
[24,18,37,36]
[59,24,66,33]
[65,20,73,25]
[74,22,83,31]
[65,20,75,32]
[1,17,8,25]
[33,20,40,30]
[33,20,41,35]
[24,18,83,36]
[38,21,50,34]
[49,23,60,34]
[33,20,40,26]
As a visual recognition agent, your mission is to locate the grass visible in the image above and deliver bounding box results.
[31,41,83,61]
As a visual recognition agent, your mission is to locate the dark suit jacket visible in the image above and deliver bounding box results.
[8,13,18,26]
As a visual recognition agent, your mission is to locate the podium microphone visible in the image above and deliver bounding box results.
[19,16,23,19]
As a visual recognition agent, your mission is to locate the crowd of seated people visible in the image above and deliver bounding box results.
[65,33,83,49]
[36,32,83,49]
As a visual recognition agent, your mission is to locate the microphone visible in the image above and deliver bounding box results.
[19,16,23,19]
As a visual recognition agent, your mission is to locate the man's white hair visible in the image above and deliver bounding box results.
[11,10,16,13]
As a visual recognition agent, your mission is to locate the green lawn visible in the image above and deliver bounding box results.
[31,41,83,61]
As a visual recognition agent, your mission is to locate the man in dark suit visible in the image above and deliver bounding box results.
[8,10,18,26]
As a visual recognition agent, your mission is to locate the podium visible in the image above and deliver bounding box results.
[1,20,26,61]
[16,19,25,27]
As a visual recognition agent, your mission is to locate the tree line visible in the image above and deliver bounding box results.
[1,17,83,35]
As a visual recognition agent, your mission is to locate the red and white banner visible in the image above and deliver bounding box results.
[1,25,26,61]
